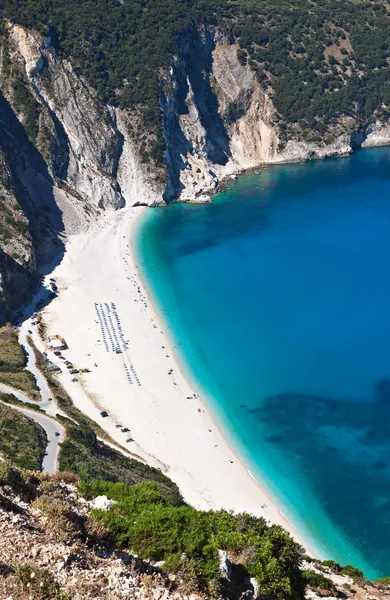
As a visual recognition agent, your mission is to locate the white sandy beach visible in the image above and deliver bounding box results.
[30,205,318,555]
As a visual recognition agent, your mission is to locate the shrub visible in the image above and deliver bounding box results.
[0,461,38,499]
[341,565,364,579]
[321,559,364,579]
[15,563,69,599]
[301,569,336,591]
[87,480,304,599]
[33,492,84,541]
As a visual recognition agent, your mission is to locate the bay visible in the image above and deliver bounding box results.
[136,147,390,579]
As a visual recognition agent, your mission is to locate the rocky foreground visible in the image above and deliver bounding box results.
[0,467,390,600]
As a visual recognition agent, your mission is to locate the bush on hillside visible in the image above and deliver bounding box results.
[81,480,305,599]
[301,569,336,591]
[321,559,364,579]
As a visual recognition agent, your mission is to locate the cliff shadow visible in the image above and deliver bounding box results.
[162,60,195,203]
[0,92,65,320]
[180,26,231,165]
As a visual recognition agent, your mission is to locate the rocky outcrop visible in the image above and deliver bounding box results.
[8,24,124,211]
[362,121,390,148]
[5,23,166,212]
[160,27,386,203]
[0,145,37,320]
[3,21,390,216]
[0,19,387,321]
[1,472,389,600]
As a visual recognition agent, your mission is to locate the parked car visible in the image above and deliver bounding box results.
[69,369,79,374]
[55,432,60,437]
[54,351,61,356]
[64,360,71,365]
[71,377,78,382]
[121,427,130,433]
[125,438,134,443]
[100,411,109,418]
[48,397,53,402]
[66,364,73,370]
[28,330,32,334]
[115,424,122,428]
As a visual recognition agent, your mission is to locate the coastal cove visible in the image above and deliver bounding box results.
[135,146,390,581]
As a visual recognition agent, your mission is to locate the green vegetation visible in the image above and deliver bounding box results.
[2,0,390,148]
[321,559,364,579]
[12,79,41,142]
[301,569,336,592]
[0,326,39,399]
[80,479,305,599]
[0,324,26,365]
[376,576,390,585]
[0,401,47,469]
[0,390,44,413]
[0,461,370,599]
[59,418,182,505]
[231,0,390,141]
[0,460,40,499]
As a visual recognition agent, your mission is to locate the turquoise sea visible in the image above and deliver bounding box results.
[135,146,390,580]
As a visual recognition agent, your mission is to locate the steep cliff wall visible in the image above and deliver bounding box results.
[161,27,390,203]
[4,23,164,214]
[0,21,389,319]
[4,21,390,213]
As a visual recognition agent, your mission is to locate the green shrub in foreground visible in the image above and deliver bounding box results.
[301,569,336,591]
[80,480,305,599]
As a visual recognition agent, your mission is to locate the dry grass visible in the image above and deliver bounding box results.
[0,325,40,400]
[0,325,25,367]
[0,371,40,399]
[32,492,84,542]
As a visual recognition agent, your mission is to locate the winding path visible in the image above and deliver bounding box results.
[0,295,68,473]
[0,383,64,474]
[19,323,62,417]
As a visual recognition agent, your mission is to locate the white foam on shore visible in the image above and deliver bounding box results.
[34,206,319,556]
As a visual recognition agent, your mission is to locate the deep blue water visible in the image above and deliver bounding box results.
[135,147,390,580]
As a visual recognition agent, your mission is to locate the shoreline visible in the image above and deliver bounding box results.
[31,205,321,558]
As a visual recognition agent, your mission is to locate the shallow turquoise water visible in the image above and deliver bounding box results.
[135,147,390,579]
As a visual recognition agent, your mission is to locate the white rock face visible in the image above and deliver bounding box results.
[92,495,115,511]
[115,109,164,207]
[218,549,231,578]
[6,21,390,215]
[161,30,378,203]
[9,24,124,211]
[249,576,260,599]
[362,121,390,147]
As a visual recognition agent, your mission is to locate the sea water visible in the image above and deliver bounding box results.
[135,146,390,579]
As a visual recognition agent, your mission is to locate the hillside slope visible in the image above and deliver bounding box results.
[0,0,390,314]
[1,463,390,600]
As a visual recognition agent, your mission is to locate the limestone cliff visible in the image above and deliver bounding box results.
[3,21,390,213]
[0,21,389,318]
[161,27,389,203]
